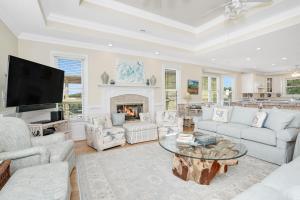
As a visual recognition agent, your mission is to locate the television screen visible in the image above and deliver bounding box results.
[6,56,65,107]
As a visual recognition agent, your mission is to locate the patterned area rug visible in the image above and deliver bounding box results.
[77,143,278,200]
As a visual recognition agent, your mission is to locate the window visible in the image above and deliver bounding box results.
[54,56,84,119]
[202,76,218,103]
[286,79,300,95]
[164,69,180,111]
[223,76,234,105]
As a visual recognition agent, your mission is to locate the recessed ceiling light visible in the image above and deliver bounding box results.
[211,58,216,62]
[140,29,146,33]
[256,47,261,51]
[154,51,160,55]
[246,57,251,61]
[108,43,113,47]
[282,57,288,60]
[272,64,276,66]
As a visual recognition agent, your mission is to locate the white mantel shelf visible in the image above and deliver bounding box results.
[98,84,160,89]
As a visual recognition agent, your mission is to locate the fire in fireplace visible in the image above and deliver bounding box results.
[117,104,143,120]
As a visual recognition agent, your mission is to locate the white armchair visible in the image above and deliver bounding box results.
[156,111,183,136]
[85,115,126,151]
[0,117,75,174]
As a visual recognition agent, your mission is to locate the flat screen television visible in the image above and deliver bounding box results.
[6,56,65,109]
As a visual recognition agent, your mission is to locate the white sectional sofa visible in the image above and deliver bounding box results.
[232,156,300,200]
[194,106,300,165]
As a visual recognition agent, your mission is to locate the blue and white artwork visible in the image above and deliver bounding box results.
[117,60,145,84]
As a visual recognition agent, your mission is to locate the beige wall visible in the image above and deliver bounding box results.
[18,40,206,110]
[0,19,18,112]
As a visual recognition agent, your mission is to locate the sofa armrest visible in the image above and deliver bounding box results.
[0,146,50,164]
[31,133,66,146]
[277,128,299,142]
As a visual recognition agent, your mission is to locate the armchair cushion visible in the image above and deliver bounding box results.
[31,132,66,146]
[163,111,177,123]
[112,113,125,126]
[103,127,125,136]
[139,112,152,123]
[91,115,113,128]
[47,140,74,163]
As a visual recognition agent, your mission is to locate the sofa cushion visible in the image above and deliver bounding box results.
[264,109,295,131]
[0,162,69,200]
[232,184,287,200]
[216,123,249,138]
[202,106,214,120]
[197,120,223,132]
[262,156,300,191]
[241,127,276,146]
[103,127,125,136]
[230,106,258,126]
[212,107,230,122]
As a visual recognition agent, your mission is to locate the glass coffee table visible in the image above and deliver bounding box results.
[159,133,247,185]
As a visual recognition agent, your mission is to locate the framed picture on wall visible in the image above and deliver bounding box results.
[187,80,199,95]
[116,60,145,84]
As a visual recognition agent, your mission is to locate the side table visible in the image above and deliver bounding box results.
[0,160,11,190]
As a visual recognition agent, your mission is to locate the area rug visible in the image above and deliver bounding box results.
[76,143,278,200]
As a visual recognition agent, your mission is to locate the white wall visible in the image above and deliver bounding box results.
[0,19,18,115]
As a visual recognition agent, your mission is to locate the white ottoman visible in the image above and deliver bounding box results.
[123,122,158,144]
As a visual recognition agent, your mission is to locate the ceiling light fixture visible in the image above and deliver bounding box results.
[108,43,113,47]
[246,57,251,61]
[282,57,288,60]
[211,58,216,62]
[256,47,261,51]
[272,64,276,66]
[154,51,160,55]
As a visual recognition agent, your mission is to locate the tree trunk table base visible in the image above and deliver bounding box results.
[172,154,238,185]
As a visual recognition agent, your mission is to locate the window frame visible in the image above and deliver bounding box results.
[162,65,181,111]
[202,75,220,104]
[285,78,300,96]
[50,51,88,120]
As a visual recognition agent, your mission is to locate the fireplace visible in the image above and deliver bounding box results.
[110,94,149,121]
[117,104,143,121]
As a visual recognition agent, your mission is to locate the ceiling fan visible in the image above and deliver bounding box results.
[223,0,273,20]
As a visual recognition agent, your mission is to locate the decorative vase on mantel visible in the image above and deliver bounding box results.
[150,75,157,86]
[101,72,109,84]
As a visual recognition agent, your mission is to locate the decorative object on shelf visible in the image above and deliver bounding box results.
[101,71,109,84]
[187,80,199,95]
[146,79,150,86]
[150,75,157,86]
[110,80,115,85]
[117,60,145,84]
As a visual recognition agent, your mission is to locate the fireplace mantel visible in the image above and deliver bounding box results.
[97,84,158,118]
[98,84,160,89]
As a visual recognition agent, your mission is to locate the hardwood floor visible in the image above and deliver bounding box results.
[70,126,194,200]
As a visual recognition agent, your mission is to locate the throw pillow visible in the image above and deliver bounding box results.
[155,111,164,123]
[264,109,295,131]
[212,108,229,122]
[164,112,177,123]
[92,116,105,127]
[112,113,125,126]
[252,111,267,128]
[139,112,151,122]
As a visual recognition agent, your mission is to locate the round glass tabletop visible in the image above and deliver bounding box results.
[158,133,247,160]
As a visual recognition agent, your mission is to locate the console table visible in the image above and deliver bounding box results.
[28,120,71,138]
